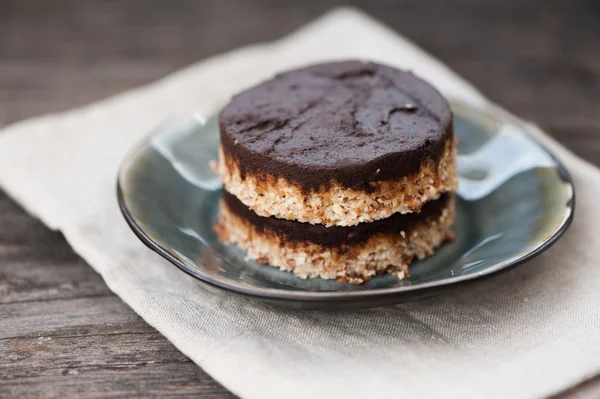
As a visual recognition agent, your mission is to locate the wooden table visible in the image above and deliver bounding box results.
[1,1,598,397]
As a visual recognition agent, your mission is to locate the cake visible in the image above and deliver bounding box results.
[214,60,457,282]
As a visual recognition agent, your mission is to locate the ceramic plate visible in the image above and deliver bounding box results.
[117,101,574,309]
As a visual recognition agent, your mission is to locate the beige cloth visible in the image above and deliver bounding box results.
[0,8,599,399]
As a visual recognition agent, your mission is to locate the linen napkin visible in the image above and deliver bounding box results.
[1,8,599,399]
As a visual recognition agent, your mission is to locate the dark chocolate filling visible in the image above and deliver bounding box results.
[221,190,452,248]
[220,60,453,192]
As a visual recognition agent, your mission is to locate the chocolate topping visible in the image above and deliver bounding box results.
[220,60,453,191]
[222,190,452,247]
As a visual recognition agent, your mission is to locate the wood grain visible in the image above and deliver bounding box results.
[1,0,599,397]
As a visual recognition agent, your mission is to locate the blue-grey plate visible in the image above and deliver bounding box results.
[117,101,574,309]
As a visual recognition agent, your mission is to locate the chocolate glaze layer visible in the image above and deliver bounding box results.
[222,190,452,248]
[220,60,453,192]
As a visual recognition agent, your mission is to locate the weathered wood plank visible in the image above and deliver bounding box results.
[0,259,111,305]
[0,332,230,398]
[0,297,153,340]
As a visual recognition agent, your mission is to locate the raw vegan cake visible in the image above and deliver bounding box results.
[214,60,457,283]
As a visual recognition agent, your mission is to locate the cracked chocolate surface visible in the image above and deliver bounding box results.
[219,60,453,191]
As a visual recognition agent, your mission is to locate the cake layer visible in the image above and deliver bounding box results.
[214,192,455,282]
[217,138,456,226]
[220,60,452,190]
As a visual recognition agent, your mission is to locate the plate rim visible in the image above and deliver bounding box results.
[117,100,576,303]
